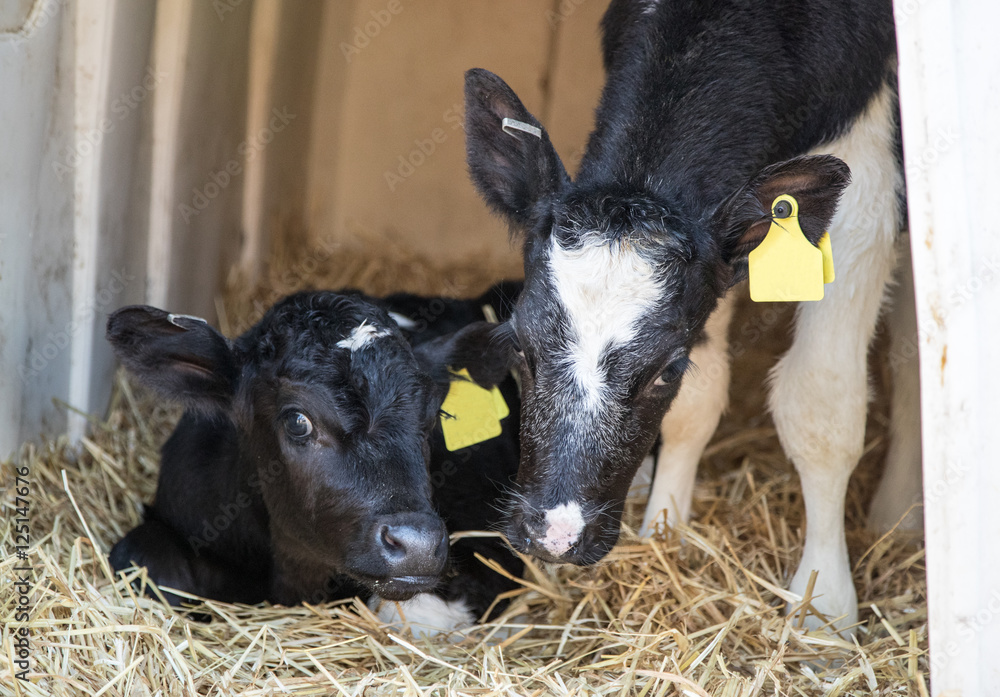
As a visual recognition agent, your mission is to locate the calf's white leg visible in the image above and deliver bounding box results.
[869,238,924,533]
[642,292,735,534]
[769,83,902,631]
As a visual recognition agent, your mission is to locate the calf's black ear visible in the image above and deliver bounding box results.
[465,68,568,232]
[106,306,239,412]
[713,155,852,266]
[413,321,515,391]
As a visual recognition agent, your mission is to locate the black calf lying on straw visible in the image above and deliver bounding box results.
[107,285,523,633]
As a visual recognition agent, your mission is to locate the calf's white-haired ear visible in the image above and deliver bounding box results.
[106,306,238,412]
[464,68,569,232]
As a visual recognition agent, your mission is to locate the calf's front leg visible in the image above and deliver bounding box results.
[769,83,902,632]
[110,517,268,606]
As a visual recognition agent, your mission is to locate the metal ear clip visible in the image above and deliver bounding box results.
[167,313,208,327]
[501,117,542,139]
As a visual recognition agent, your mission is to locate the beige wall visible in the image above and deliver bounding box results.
[293,0,609,275]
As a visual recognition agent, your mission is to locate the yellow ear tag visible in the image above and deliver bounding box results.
[748,194,826,302]
[818,231,835,283]
[492,384,510,419]
[439,368,509,451]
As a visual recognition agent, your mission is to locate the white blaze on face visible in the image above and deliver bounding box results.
[548,237,662,411]
[538,502,586,556]
[337,321,390,352]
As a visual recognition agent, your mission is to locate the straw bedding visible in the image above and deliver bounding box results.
[2,232,929,695]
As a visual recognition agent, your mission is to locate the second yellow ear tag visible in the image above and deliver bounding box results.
[748,194,831,302]
[818,231,835,283]
[439,369,509,451]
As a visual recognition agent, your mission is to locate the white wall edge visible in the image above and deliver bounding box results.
[895,0,1000,693]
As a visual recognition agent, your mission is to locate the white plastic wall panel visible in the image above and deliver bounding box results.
[895,0,1000,693]
[0,0,72,453]
[0,0,250,452]
[1,0,154,451]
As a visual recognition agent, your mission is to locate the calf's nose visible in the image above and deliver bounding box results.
[374,513,448,577]
[507,501,616,565]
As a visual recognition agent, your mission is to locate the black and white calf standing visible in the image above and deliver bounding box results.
[463,0,917,630]
[107,287,522,633]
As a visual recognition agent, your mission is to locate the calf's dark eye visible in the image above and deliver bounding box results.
[653,357,691,387]
[283,411,314,439]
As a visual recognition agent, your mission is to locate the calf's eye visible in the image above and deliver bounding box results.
[283,411,314,439]
[653,357,691,387]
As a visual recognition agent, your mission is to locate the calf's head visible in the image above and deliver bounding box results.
[107,292,451,599]
[464,68,850,564]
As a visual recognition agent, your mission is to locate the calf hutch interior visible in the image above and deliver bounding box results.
[1,1,997,696]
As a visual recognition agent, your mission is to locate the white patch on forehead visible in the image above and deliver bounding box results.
[548,237,662,411]
[642,0,661,14]
[538,502,585,557]
[336,321,390,352]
